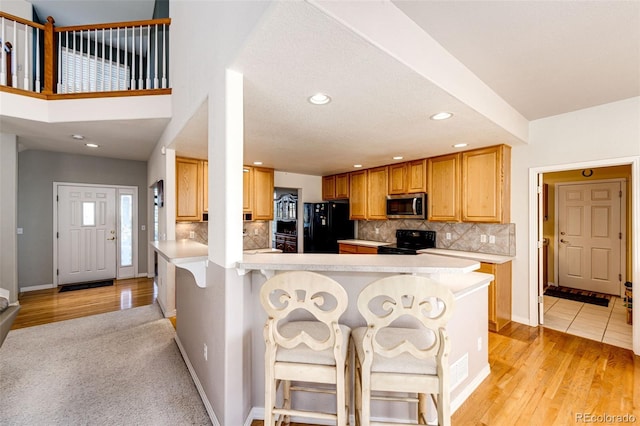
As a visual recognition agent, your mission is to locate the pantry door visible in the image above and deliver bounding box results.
[557,181,623,296]
[57,185,117,285]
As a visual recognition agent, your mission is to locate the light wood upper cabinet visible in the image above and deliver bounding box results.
[349,170,367,220]
[252,166,274,220]
[367,166,388,220]
[323,173,350,200]
[388,163,408,195]
[322,175,336,200]
[243,167,254,213]
[202,160,208,213]
[176,157,202,222]
[389,159,426,195]
[335,173,349,199]
[462,145,511,223]
[427,153,461,222]
[406,159,427,193]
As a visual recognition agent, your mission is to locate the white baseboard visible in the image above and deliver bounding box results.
[20,283,55,292]
[137,272,149,278]
[511,314,535,326]
[175,336,221,426]
[247,365,491,426]
[156,298,176,318]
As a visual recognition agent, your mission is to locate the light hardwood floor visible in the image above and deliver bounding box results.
[11,277,157,329]
[12,280,639,424]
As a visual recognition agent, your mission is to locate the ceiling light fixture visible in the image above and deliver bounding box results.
[430,112,453,120]
[452,143,468,148]
[393,156,403,160]
[308,93,331,105]
[253,161,263,166]
[71,134,85,140]
[85,143,99,148]
[353,164,362,168]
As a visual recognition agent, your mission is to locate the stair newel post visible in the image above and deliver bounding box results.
[42,16,56,95]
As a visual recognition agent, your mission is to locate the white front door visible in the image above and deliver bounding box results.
[57,185,117,285]
[557,181,623,295]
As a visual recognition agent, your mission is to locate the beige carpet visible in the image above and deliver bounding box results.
[0,304,211,425]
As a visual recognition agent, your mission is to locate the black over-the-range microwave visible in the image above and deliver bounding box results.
[386,193,426,219]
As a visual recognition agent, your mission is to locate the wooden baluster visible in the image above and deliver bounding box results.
[11,19,16,87]
[36,26,41,92]
[162,24,166,89]
[138,25,142,89]
[100,28,105,91]
[153,24,158,89]
[93,29,97,91]
[23,22,29,90]
[42,16,55,94]
[1,17,5,86]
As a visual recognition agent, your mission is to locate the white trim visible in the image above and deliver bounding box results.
[116,187,139,280]
[156,296,176,318]
[528,156,639,356]
[175,335,221,426]
[19,283,55,292]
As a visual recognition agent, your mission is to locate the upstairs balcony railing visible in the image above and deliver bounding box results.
[0,11,171,99]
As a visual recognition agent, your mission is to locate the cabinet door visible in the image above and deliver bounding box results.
[322,175,336,200]
[176,157,201,221]
[427,153,460,221]
[202,160,208,213]
[478,262,497,330]
[243,167,253,213]
[480,261,512,332]
[349,170,367,220]
[338,243,358,254]
[335,173,350,199]
[253,167,274,220]
[462,145,511,223]
[407,159,427,193]
[367,166,388,219]
[388,163,407,195]
[356,245,378,254]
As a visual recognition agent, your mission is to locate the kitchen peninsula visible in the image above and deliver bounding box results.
[155,243,493,423]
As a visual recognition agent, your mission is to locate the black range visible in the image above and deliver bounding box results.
[377,229,436,255]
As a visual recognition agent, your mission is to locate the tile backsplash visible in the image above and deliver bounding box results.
[176,222,208,244]
[357,220,515,256]
[176,221,271,251]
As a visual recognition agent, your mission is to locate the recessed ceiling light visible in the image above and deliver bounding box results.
[85,143,99,148]
[253,161,263,165]
[353,164,362,168]
[308,93,331,105]
[430,112,453,120]
[71,134,85,140]
[452,143,468,148]
[393,156,403,160]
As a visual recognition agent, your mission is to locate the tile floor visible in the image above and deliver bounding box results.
[543,295,633,350]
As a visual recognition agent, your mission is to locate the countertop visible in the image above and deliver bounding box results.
[243,248,283,254]
[337,239,391,247]
[419,248,514,264]
[150,239,208,263]
[238,252,479,275]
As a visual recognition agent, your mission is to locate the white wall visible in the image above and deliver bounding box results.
[0,0,31,17]
[275,171,323,204]
[511,97,640,353]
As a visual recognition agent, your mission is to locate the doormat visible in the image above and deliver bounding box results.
[59,280,114,293]
[544,286,611,307]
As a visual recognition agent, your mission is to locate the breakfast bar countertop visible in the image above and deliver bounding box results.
[419,248,514,264]
[150,239,208,263]
[238,252,479,275]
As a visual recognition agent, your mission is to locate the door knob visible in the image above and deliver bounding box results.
[560,231,566,235]
[107,236,116,241]
[560,239,569,244]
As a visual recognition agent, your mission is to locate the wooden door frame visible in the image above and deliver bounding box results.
[53,182,139,286]
[553,179,626,297]
[528,156,639,356]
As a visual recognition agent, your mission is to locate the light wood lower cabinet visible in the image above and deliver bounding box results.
[338,243,378,254]
[479,261,512,332]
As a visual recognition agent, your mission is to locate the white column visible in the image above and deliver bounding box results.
[0,133,18,301]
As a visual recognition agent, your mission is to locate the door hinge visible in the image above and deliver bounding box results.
[619,232,622,239]
[538,295,544,303]
[537,186,543,194]
[619,190,622,198]
[56,269,59,276]
[56,195,59,202]
[56,232,59,238]
[619,274,622,282]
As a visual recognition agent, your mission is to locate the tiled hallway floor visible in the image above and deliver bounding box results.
[543,295,633,350]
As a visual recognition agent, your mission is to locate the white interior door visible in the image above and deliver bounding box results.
[57,185,117,285]
[557,181,622,295]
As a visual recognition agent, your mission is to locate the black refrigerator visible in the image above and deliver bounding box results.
[303,202,354,253]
